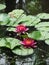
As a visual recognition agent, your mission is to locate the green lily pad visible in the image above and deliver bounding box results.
[38,31,49,40]
[8,9,24,19]
[35,22,49,28]
[36,27,49,32]
[28,31,49,40]
[8,10,40,26]
[7,28,15,31]
[45,39,49,45]
[5,38,21,49]
[37,13,49,19]
[28,31,41,40]
[0,4,6,10]
[0,14,10,25]
[21,15,40,26]
[0,38,21,49]
[0,38,6,47]
[12,47,34,56]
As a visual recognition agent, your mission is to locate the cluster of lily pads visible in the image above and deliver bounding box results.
[0,9,49,56]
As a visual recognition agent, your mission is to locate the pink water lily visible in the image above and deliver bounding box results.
[21,38,37,48]
[16,24,29,33]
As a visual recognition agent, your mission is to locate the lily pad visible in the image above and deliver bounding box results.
[35,22,49,28]
[28,31,41,40]
[0,4,6,10]
[12,47,34,56]
[0,38,6,47]
[0,38,21,49]
[8,10,40,26]
[7,28,15,31]
[45,39,49,45]
[37,13,49,19]
[36,27,49,32]
[8,9,24,19]
[5,38,21,49]
[38,31,49,40]
[21,15,40,26]
[0,14,10,25]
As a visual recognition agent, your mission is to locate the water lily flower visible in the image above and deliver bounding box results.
[16,24,29,33]
[21,38,37,48]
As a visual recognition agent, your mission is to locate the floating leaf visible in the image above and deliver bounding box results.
[5,38,21,49]
[7,28,15,31]
[30,16,40,26]
[0,38,6,47]
[22,15,40,26]
[35,22,49,28]
[0,38,21,49]
[0,10,40,27]
[12,47,34,56]
[0,14,18,26]
[28,31,41,40]
[0,14,10,25]
[45,39,49,45]
[8,10,40,26]
[36,27,49,32]
[39,31,49,40]
[8,9,24,18]
[8,17,17,26]
[37,13,49,19]
[0,4,6,10]
[28,31,49,40]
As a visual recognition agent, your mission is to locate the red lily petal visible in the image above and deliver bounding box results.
[15,24,29,33]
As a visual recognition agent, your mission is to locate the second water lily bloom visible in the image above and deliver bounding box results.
[21,38,37,48]
[16,24,29,33]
